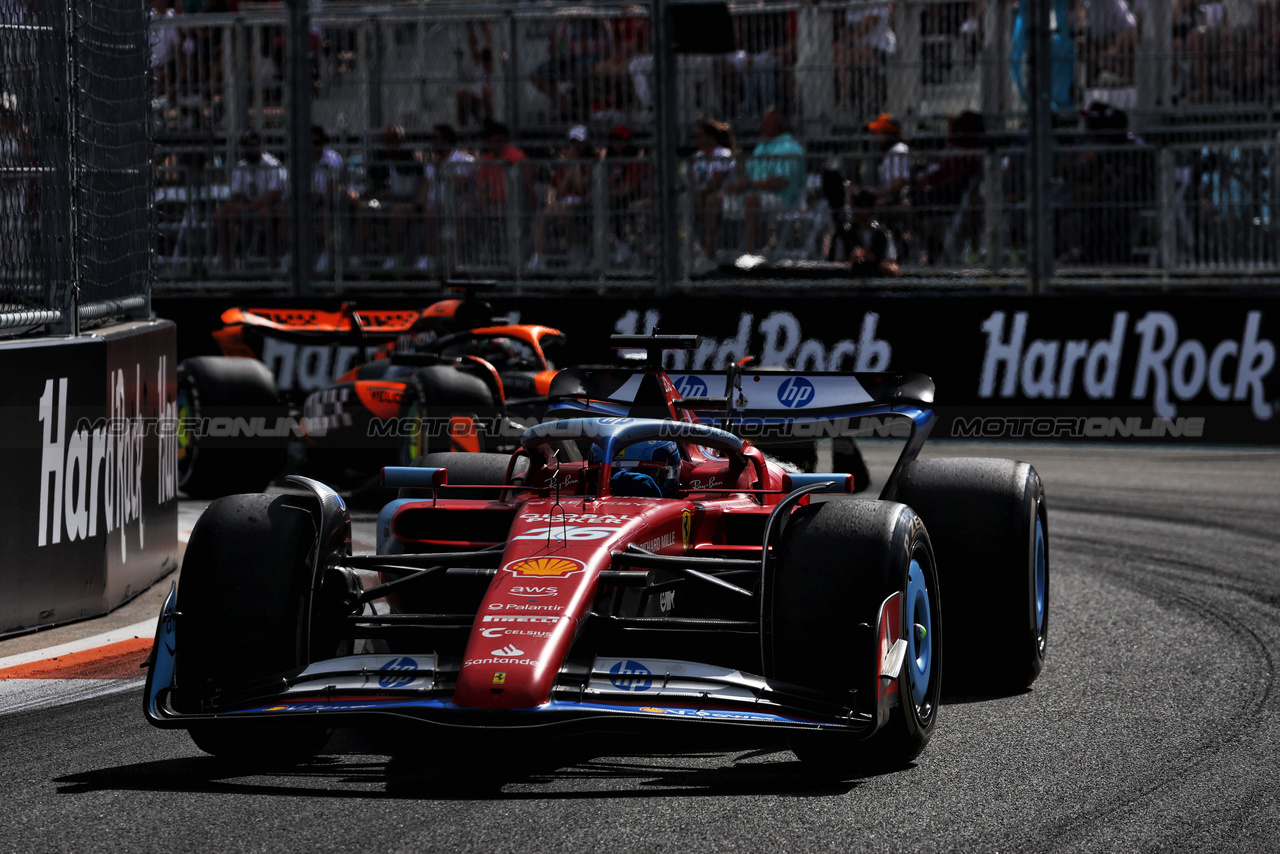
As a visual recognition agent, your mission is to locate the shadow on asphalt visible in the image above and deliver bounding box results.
[54,739,870,800]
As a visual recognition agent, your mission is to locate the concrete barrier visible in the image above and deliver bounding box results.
[0,320,179,636]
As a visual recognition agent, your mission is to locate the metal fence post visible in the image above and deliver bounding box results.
[288,0,314,295]
[1026,0,1054,293]
[1158,146,1175,271]
[40,0,76,335]
[593,161,608,276]
[652,0,679,295]
[983,151,1002,270]
[505,163,522,283]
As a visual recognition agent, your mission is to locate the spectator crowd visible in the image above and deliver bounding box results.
[150,0,1280,280]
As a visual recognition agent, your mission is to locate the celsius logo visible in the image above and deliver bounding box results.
[675,375,709,398]
[609,659,653,692]
[377,656,418,688]
[491,644,525,657]
[777,377,815,408]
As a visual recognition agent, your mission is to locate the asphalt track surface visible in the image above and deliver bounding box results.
[3,442,1279,853]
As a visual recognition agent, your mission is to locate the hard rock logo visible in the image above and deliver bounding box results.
[505,556,585,577]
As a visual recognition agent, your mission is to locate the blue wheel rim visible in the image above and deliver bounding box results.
[1034,514,1047,640]
[906,558,933,709]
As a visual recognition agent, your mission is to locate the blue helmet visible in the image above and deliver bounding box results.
[591,440,682,497]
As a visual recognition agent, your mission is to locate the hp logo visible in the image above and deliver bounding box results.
[675,375,709,398]
[777,377,816,408]
[378,656,419,688]
[608,659,653,692]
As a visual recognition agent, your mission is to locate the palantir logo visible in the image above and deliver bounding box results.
[777,376,816,408]
[377,656,419,688]
[609,659,653,692]
[675,375,709,398]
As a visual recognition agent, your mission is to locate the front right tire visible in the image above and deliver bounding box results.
[770,498,942,776]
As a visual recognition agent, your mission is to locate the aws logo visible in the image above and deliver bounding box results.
[504,556,584,577]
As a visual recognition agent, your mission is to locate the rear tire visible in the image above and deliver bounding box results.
[177,357,287,498]
[175,493,333,763]
[888,457,1048,694]
[771,499,941,776]
[398,366,496,465]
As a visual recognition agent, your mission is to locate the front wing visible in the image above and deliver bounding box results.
[144,585,873,736]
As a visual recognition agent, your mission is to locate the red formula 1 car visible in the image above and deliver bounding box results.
[176,299,564,497]
[146,335,1048,776]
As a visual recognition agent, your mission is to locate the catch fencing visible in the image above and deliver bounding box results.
[0,0,152,335]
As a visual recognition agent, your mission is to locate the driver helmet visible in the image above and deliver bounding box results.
[465,336,517,370]
[591,440,682,497]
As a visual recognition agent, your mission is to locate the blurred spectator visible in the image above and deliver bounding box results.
[150,0,182,108]
[1074,0,1139,86]
[725,108,806,256]
[920,2,985,84]
[1059,101,1146,263]
[689,117,737,268]
[834,4,895,111]
[915,109,986,264]
[456,21,496,131]
[476,118,532,213]
[418,123,475,272]
[309,124,347,274]
[1012,0,1077,109]
[596,7,654,117]
[474,119,533,264]
[214,129,288,270]
[529,124,596,272]
[725,9,797,120]
[530,8,612,121]
[1173,0,1260,102]
[866,112,914,261]
[604,123,650,264]
[847,188,900,278]
[358,124,422,270]
[1244,1,1280,99]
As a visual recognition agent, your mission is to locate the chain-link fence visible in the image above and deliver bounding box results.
[0,0,152,336]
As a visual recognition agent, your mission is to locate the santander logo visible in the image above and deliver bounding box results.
[491,645,524,657]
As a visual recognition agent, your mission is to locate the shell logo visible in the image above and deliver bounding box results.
[505,556,585,577]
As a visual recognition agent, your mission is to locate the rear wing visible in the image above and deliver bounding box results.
[547,364,936,499]
[548,366,934,423]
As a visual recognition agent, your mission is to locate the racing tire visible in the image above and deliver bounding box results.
[175,493,333,763]
[771,499,942,776]
[888,458,1048,695]
[398,451,521,500]
[177,356,287,498]
[397,366,496,465]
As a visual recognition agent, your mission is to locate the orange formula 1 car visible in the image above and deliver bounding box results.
[176,300,565,498]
